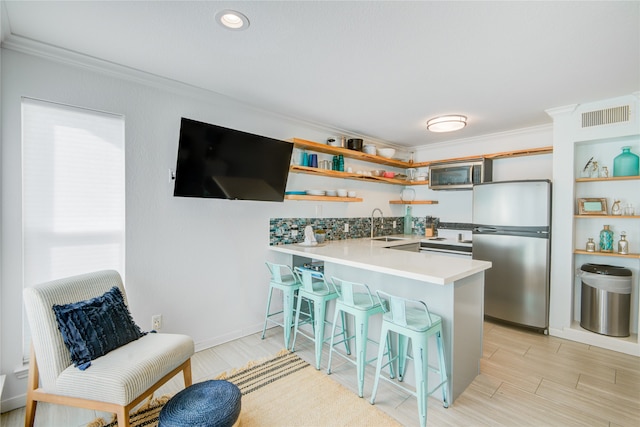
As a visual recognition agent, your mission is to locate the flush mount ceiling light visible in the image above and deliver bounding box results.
[426,115,467,133]
[215,9,250,30]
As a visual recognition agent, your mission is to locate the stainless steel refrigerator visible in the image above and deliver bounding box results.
[472,180,551,331]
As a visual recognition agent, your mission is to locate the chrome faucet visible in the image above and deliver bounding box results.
[370,208,384,238]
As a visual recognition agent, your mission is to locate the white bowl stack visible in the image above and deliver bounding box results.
[377,148,396,158]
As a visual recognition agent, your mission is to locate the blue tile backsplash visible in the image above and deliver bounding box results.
[269,218,473,245]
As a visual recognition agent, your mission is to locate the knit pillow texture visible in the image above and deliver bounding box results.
[52,286,146,370]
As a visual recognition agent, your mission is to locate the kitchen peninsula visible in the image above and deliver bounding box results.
[269,236,492,403]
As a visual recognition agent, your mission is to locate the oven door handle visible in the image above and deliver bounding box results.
[420,247,472,256]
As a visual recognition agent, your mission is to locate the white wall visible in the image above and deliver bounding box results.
[0,46,418,411]
[0,45,553,411]
[409,126,553,222]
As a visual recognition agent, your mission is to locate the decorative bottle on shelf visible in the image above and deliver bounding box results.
[618,231,629,255]
[585,238,596,252]
[599,225,614,252]
[613,146,639,177]
[611,200,622,215]
[404,205,413,235]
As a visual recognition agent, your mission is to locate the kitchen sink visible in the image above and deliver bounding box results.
[371,236,406,242]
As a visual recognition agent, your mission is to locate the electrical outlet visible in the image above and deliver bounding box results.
[152,314,162,330]
[392,220,397,228]
[291,229,298,238]
[344,223,349,233]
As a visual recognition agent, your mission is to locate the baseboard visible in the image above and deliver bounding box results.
[1,391,26,414]
[193,322,265,353]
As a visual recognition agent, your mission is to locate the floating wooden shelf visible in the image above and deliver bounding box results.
[289,165,429,186]
[389,200,439,205]
[290,138,553,169]
[289,138,410,168]
[284,195,362,202]
[576,175,640,183]
[411,146,554,168]
[574,249,640,259]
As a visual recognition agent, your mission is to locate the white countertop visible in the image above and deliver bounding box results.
[269,235,491,285]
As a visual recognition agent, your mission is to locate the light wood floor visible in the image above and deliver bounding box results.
[2,320,639,426]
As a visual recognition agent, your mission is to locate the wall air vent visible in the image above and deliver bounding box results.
[581,105,630,128]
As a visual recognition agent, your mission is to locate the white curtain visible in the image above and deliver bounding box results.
[21,98,125,361]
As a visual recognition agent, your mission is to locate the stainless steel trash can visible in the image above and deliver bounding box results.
[579,263,632,337]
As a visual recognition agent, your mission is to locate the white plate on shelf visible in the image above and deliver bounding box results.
[306,190,326,196]
[325,190,337,196]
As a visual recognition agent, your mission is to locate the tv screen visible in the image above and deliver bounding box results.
[173,118,293,202]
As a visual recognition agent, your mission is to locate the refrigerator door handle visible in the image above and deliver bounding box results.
[474,226,499,233]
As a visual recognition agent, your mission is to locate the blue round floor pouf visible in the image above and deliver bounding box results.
[158,380,241,427]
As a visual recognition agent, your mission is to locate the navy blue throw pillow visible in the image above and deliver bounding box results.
[52,286,146,370]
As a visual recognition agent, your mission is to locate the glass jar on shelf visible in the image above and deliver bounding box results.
[618,231,629,255]
[585,238,596,252]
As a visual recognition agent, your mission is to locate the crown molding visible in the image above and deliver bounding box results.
[1,33,387,145]
[414,123,553,152]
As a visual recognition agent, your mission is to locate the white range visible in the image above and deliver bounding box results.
[420,228,473,258]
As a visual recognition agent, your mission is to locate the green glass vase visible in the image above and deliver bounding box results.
[613,146,639,177]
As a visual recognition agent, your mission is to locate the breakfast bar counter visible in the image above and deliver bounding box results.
[269,236,491,404]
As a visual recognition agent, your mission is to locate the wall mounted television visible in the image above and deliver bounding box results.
[173,118,293,202]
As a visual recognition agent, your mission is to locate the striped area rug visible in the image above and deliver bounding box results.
[90,350,400,426]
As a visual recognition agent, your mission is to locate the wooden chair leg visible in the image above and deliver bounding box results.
[24,345,39,427]
[116,406,130,427]
[183,359,193,387]
[24,397,37,427]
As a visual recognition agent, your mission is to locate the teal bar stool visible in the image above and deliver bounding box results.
[326,277,395,398]
[262,262,302,349]
[370,290,449,427]
[291,267,350,370]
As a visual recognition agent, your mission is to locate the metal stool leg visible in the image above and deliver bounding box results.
[370,324,391,405]
[436,329,449,408]
[261,287,275,340]
[414,336,429,427]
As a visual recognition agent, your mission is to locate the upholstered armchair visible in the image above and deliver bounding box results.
[23,270,194,427]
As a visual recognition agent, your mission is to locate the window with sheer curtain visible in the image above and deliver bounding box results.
[21,98,125,361]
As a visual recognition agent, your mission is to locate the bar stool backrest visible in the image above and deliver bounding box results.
[330,277,376,307]
[376,290,434,329]
[265,262,297,285]
[294,267,330,293]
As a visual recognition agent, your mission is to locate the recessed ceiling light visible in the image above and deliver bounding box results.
[215,9,250,30]
[427,115,467,133]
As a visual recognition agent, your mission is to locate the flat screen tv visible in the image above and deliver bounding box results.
[173,118,293,202]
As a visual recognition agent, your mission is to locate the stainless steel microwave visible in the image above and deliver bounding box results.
[428,159,493,190]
